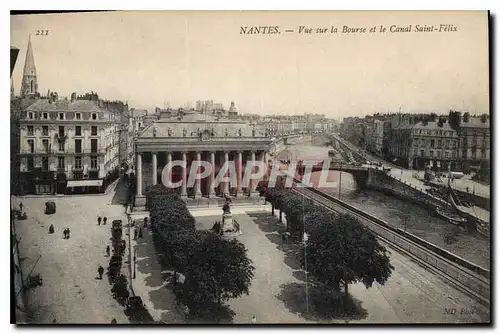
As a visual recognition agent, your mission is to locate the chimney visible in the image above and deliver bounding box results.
[71,92,76,102]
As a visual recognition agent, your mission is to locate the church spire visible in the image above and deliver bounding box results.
[20,35,38,97]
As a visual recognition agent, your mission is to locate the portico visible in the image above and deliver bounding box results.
[133,117,273,204]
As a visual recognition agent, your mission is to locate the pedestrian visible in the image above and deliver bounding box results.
[106,245,110,257]
[138,228,143,238]
[134,228,138,240]
[98,265,104,280]
[466,186,469,193]
[251,316,257,324]
[97,216,102,225]
[111,318,117,324]
[103,217,107,225]
[143,217,148,228]
[62,228,67,239]
[19,202,23,212]
[66,228,71,239]
[49,224,55,234]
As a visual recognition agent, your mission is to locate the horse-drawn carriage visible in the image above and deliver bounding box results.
[108,255,123,279]
[111,219,123,240]
[45,201,56,215]
[111,274,129,304]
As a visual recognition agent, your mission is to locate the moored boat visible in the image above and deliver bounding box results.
[435,206,467,225]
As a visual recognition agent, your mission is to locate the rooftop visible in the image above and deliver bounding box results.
[139,118,270,139]
[24,99,118,113]
[460,116,490,128]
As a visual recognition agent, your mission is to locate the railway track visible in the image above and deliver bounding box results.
[291,184,491,306]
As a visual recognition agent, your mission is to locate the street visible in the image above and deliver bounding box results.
[12,180,131,324]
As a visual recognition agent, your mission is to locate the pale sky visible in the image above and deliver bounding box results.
[10,11,489,117]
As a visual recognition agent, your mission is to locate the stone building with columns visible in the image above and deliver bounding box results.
[133,110,274,205]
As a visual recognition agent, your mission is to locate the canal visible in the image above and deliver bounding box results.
[309,170,490,270]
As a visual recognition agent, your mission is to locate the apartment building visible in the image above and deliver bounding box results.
[18,92,121,194]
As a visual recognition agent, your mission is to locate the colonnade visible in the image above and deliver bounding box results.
[135,150,267,198]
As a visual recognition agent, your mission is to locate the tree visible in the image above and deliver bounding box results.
[263,182,285,216]
[301,213,393,303]
[179,231,255,315]
[149,191,196,278]
[281,192,315,237]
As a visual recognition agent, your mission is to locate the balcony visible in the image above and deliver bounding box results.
[54,133,68,142]
[83,149,105,155]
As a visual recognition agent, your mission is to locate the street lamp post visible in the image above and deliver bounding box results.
[338,160,342,199]
[302,194,310,315]
[133,248,137,279]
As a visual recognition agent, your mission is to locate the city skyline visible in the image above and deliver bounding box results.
[11,11,489,117]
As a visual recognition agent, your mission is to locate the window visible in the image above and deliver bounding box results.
[27,157,34,170]
[42,139,49,153]
[74,156,82,169]
[58,141,65,152]
[462,149,467,158]
[444,151,449,159]
[445,140,450,148]
[430,150,434,157]
[42,126,49,136]
[42,157,49,171]
[28,112,33,119]
[76,113,81,120]
[420,149,425,157]
[92,113,97,120]
[58,156,65,169]
[27,139,34,153]
[413,148,417,156]
[43,112,48,120]
[75,126,81,136]
[430,139,435,148]
[59,112,64,120]
[437,140,442,148]
[59,126,65,137]
[452,151,456,158]
[91,156,98,169]
[481,150,486,159]
[27,126,34,136]
[437,151,441,158]
[75,139,82,153]
[91,139,98,153]
[91,126,98,136]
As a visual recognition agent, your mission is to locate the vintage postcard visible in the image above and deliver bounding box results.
[10,10,490,324]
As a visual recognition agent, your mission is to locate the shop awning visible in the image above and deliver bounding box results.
[66,180,103,187]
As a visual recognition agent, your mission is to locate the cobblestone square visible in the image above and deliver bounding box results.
[12,181,131,324]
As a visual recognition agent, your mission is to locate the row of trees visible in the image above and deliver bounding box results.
[263,183,394,303]
[147,185,255,319]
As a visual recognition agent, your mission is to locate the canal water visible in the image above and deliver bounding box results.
[308,170,490,269]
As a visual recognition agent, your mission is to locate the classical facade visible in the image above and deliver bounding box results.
[456,113,490,169]
[408,120,459,170]
[133,111,274,204]
[18,93,121,194]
